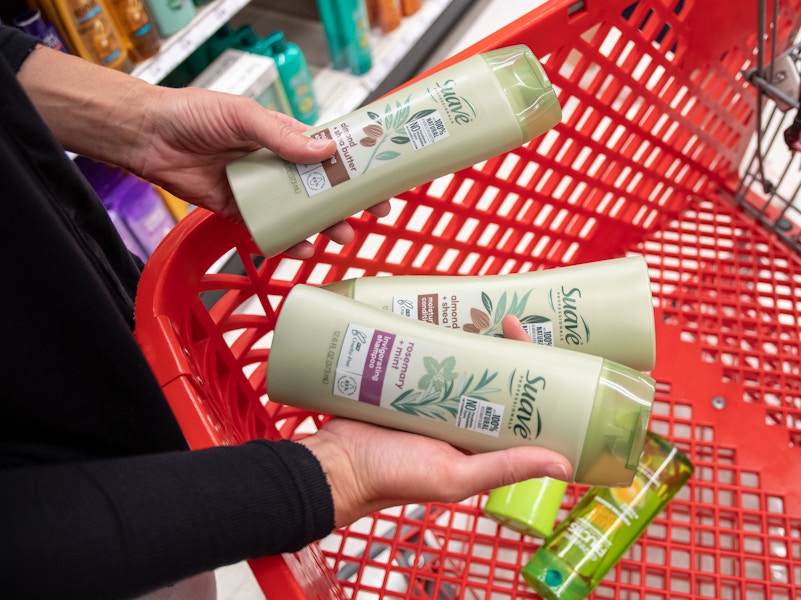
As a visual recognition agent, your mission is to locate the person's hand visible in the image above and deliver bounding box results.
[16,45,390,259]
[130,86,391,258]
[298,317,572,528]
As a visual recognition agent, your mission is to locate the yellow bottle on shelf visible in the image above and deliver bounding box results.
[40,0,133,71]
[106,0,161,63]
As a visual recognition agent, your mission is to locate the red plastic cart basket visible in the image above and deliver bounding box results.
[134,0,801,597]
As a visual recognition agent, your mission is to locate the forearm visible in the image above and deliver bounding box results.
[16,43,161,170]
[0,440,334,598]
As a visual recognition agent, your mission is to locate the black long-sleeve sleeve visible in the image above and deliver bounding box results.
[0,25,335,599]
[0,440,334,599]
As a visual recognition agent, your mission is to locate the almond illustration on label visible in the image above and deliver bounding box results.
[463,308,491,334]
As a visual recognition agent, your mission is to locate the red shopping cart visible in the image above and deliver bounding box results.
[135,0,801,597]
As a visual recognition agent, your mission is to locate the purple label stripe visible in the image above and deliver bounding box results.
[359,330,396,406]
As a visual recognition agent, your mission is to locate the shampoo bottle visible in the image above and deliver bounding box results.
[401,0,422,16]
[107,0,161,62]
[42,0,132,71]
[13,9,69,53]
[266,284,655,487]
[522,432,693,599]
[144,0,194,37]
[266,31,320,125]
[316,0,372,75]
[227,45,561,258]
[376,0,402,33]
[323,255,656,371]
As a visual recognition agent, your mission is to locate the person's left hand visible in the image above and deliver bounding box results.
[131,86,391,258]
[298,316,572,528]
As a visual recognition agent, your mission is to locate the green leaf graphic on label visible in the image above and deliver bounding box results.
[419,356,456,391]
[464,290,537,336]
[521,315,551,324]
[391,357,500,422]
[409,109,436,121]
[361,95,433,172]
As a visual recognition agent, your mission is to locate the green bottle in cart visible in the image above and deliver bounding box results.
[522,432,694,600]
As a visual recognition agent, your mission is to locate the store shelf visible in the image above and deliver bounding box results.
[223,0,477,119]
[131,0,475,120]
[131,0,252,84]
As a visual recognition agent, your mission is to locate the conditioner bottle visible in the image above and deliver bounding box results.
[227,45,561,258]
[323,255,656,371]
[266,285,655,487]
[522,432,693,599]
[144,0,194,37]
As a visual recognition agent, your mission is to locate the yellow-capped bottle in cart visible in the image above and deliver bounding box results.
[226,45,561,258]
[522,432,694,599]
[266,285,656,487]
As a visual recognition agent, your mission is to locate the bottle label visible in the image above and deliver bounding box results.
[298,106,450,198]
[391,290,555,346]
[71,1,124,65]
[333,322,506,437]
[560,461,666,566]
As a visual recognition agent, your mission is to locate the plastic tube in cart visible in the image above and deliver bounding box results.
[226,45,562,258]
[323,255,656,371]
[266,285,655,487]
[522,432,694,600]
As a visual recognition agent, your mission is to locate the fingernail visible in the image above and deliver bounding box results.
[307,138,333,151]
[542,463,570,481]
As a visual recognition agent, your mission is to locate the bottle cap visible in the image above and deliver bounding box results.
[575,360,655,486]
[480,45,562,141]
[266,30,288,54]
[320,278,355,297]
[483,477,568,538]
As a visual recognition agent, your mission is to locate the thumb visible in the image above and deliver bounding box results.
[245,108,335,164]
[443,446,572,502]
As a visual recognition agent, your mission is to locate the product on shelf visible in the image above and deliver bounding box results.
[401,0,423,16]
[39,0,133,72]
[107,0,161,62]
[265,31,320,125]
[189,48,293,116]
[375,0,402,33]
[13,9,69,53]
[78,158,175,258]
[144,0,194,37]
[316,0,372,74]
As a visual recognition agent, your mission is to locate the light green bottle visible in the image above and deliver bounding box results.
[322,256,656,372]
[267,284,655,487]
[522,432,694,599]
[227,45,562,259]
[145,0,194,37]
